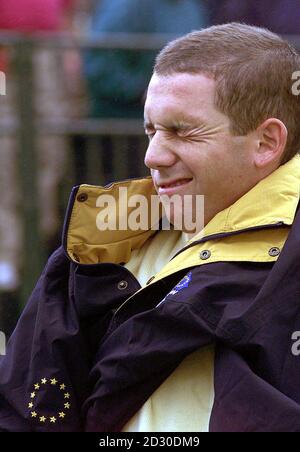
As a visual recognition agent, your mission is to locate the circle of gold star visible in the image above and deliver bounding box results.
[27,377,71,425]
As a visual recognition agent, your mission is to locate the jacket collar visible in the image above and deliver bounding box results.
[197,154,300,241]
[64,155,300,265]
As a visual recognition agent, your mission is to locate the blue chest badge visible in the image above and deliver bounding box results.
[169,272,192,296]
[157,271,192,307]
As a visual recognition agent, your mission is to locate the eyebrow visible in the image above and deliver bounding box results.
[144,116,204,131]
[144,118,199,130]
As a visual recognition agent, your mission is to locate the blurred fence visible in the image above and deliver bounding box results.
[0,32,180,316]
[0,31,299,323]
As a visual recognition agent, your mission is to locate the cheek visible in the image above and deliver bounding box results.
[190,154,233,190]
[179,144,206,174]
[182,136,251,188]
[177,139,240,179]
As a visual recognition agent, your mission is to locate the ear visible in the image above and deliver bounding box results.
[254,118,288,169]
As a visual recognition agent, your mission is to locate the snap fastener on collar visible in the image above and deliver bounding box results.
[200,250,211,260]
[269,247,281,257]
[77,193,88,203]
[118,281,128,290]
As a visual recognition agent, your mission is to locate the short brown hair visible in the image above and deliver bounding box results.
[154,23,300,163]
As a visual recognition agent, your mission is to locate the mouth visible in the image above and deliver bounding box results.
[157,178,193,195]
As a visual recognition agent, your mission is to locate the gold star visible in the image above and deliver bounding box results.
[39,416,46,423]
[50,378,58,386]
[64,402,70,409]
[50,417,57,423]
[31,411,37,418]
[30,392,36,399]
[64,393,70,399]
[34,384,40,390]
[28,402,34,409]
[59,412,66,419]
[60,384,66,391]
[41,378,47,385]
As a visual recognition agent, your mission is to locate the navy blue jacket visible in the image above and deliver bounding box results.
[1,157,300,432]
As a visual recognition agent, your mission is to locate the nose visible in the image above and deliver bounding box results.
[144,132,177,170]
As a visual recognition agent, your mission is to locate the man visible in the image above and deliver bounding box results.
[1,23,300,432]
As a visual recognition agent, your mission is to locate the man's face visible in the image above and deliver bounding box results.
[144,73,258,231]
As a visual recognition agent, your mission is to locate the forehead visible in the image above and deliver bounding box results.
[144,73,217,123]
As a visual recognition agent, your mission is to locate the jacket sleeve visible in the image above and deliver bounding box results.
[0,246,116,432]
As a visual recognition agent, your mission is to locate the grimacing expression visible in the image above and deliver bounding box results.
[144,73,257,230]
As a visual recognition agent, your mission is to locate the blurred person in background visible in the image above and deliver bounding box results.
[0,0,85,333]
[85,0,209,118]
[83,0,209,182]
[210,0,300,33]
